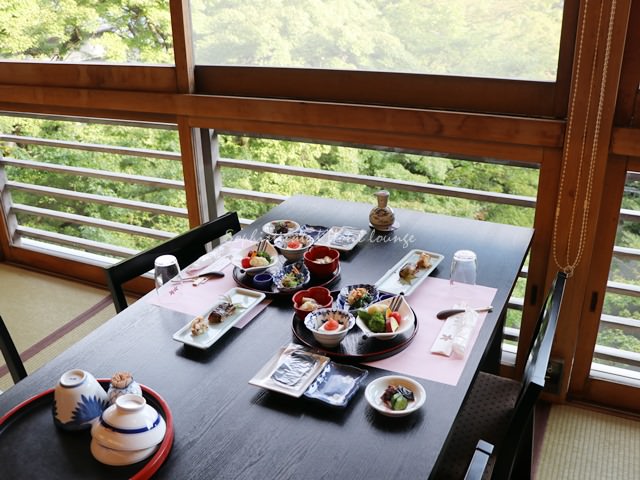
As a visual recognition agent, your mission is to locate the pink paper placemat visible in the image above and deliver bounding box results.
[365,277,497,386]
[146,260,270,329]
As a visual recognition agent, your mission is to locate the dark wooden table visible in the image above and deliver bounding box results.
[0,196,533,479]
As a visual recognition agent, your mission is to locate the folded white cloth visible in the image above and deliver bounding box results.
[431,308,478,358]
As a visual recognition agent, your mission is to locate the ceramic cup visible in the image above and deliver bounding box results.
[53,369,109,431]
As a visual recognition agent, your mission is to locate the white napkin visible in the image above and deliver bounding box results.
[185,238,252,274]
[431,308,479,358]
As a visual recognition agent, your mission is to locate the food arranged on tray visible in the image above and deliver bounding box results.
[336,284,379,312]
[231,240,279,275]
[273,232,315,261]
[374,249,444,296]
[303,308,356,348]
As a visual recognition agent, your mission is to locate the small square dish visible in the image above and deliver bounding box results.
[249,344,330,397]
[315,226,367,252]
[303,362,368,407]
[172,287,266,349]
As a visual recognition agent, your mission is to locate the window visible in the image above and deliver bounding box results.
[191,0,564,81]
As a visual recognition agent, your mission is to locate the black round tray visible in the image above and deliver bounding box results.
[232,264,341,297]
[291,307,418,362]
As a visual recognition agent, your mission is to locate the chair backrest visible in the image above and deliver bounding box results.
[492,271,567,479]
[105,211,241,313]
[0,314,28,385]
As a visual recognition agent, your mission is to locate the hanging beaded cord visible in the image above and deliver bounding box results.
[552,0,618,277]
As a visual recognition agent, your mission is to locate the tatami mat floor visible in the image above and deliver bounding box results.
[0,263,127,391]
[1,263,639,477]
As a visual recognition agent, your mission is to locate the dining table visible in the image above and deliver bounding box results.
[0,195,533,479]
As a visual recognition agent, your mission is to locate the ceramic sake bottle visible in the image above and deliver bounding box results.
[369,190,396,231]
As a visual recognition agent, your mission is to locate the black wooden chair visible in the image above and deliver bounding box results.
[435,271,567,480]
[105,211,241,313]
[0,314,28,391]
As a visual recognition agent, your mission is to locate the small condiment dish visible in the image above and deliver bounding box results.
[252,272,273,290]
[304,308,355,348]
[274,233,315,262]
[292,286,333,320]
[365,375,426,417]
[303,245,340,278]
[355,295,414,340]
[91,394,166,452]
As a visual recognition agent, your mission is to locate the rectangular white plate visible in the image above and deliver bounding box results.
[374,249,444,296]
[315,226,368,251]
[249,344,330,398]
[172,287,266,349]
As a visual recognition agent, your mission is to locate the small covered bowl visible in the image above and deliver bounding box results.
[273,261,310,292]
[304,308,355,348]
[303,246,340,278]
[292,286,333,320]
[91,394,166,452]
[274,233,314,262]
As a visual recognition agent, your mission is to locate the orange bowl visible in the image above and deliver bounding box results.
[292,287,333,320]
[303,246,340,278]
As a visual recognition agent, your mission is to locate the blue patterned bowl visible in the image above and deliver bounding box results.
[53,369,109,431]
[273,261,311,292]
[336,284,379,312]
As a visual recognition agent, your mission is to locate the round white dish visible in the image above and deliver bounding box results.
[365,375,426,417]
[304,308,355,348]
[90,439,158,466]
[273,232,314,262]
[262,219,300,237]
[355,295,415,340]
[91,394,166,451]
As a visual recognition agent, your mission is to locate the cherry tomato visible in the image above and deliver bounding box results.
[324,319,340,330]
[241,257,251,268]
[389,312,402,323]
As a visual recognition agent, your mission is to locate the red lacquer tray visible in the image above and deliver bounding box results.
[0,380,174,480]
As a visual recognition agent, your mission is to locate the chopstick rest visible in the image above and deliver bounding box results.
[430,309,479,358]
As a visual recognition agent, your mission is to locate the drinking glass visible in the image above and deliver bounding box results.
[450,250,477,285]
[154,255,181,293]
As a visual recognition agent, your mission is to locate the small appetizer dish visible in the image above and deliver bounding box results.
[304,308,355,348]
[252,272,273,290]
[374,249,444,296]
[364,375,426,417]
[232,240,279,275]
[292,286,333,320]
[355,295,414,340]
[261,219,300,238]
[273,261,311,292]
[274,232,315,262]
[337,284,379,312]
[303,245,340,278]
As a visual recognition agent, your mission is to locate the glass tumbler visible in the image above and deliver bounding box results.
[450,250,477,285]
[154,254,181,293]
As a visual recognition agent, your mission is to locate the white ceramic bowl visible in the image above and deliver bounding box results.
[355,295,415,340]
[261,219,300,237]
[304,308,355,348]
[231,241,279,275]
[365,375,426,417]
[53,369,109,431]
[91,394,166,451]
[274,233,314,262]
[90,439,158,466]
